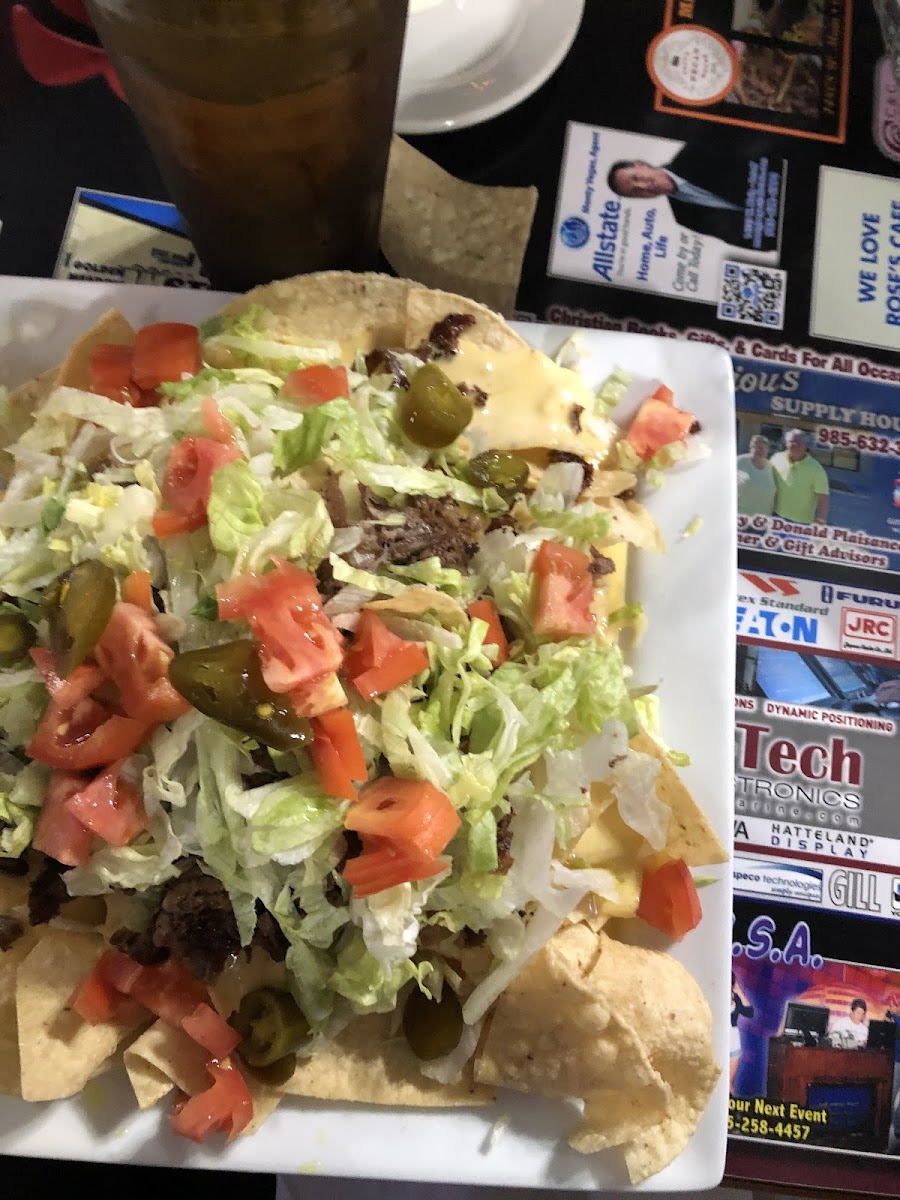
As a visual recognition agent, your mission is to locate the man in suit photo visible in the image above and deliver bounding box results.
[606,143,758,246]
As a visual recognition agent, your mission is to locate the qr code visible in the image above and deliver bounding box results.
[717,260,787,330]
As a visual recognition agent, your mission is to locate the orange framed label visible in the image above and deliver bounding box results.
[646,25,740,107]
[649,0,853,145]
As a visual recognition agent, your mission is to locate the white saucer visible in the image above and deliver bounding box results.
[396,0,584,135]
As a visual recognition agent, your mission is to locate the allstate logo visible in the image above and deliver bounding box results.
[559,216,590,249]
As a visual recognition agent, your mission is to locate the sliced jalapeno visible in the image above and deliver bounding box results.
[469,451,529,499]
[399,364,474,450]
[402,984,463,1062]
[168,640,312,752]
[0,611,36,667]
[44,560,117,676]
[231,987,310,1067]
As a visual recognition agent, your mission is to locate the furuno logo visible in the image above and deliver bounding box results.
[840,608,897,658]
[739,572,800,597]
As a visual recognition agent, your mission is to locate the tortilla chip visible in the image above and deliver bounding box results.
[207,946,288,1022]
[54,309,136,392]
[474,926,666,1103]
[604,497,665,553]
[568,1085,670,1154]
[382,138,537,317]
[16,928,146,1101]
[282,1012,493,1108]
[585,470,639,500]
[573,934,720,1184]
[405,284,527,355]
[0,870,40,1097]
[124,1018,281,1134]
[218,272,410,357]
[631,731,728,867]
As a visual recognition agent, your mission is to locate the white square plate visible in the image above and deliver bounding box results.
[0,278,736,1191]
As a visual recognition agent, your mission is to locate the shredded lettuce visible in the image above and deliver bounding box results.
[207,460,264,555]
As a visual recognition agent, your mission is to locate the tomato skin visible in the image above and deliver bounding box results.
[94,602,191,725]
[131,323,201,391]
[532,540,596,641]
[181,1002,242,1059]
[466,598,508,666]
[171,1058,253,1144]
[65,760,149,848]
[152,509,208,539]
[283,365,348,408]
[30,647,105,710]
[98,950,208,1029]
[636,858,702,941]
[346,777,460,858]
[90,343,141,406]
[626,397,695,461]
[650,383,674,405]
[160,436,241,525]
[32,770,94,866]
[342,840,445,898]
[216,560,343,695]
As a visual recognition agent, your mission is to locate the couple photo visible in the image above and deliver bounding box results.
[737,428,830,523]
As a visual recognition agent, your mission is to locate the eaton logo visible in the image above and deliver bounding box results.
[736,605,819,645]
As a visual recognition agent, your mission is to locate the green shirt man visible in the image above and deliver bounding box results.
[737,435,776,515]
[771,431,830,524]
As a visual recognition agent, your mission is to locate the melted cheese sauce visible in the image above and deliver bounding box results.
[440,340,617,466]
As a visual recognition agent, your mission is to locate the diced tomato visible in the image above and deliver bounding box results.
[344,611,404,681]
[201,395,236,446]
[30,647,105,708]
[466,598,508,666]
[69,966,145,1025]
[352,643,429,700]
[65,760,149,847]
[314,710,367,781]
[160,435,241,526]
[121,569,153,612]
[650,383,674,405]
[152,509,207,539]
[282,365,348,408]
[181,1002,242,1059]
[27,694,152,771]
[636,858,702,941]
[94,602,191,725]
[342,839,445,898]
[131,323,201,391]
[171,1058,253,1144]
[308,709,367,801]
[32,770,94,866]
[216,559,343,695]
[90,343,141,406]
[345,611,428,699]
[532,540,596,641]
[101,951,208,1029]
[346,776,460,859]
[625,397,695,462]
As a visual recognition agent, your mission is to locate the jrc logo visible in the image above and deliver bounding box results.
[736,605,819,645]
[840,608,897,657]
